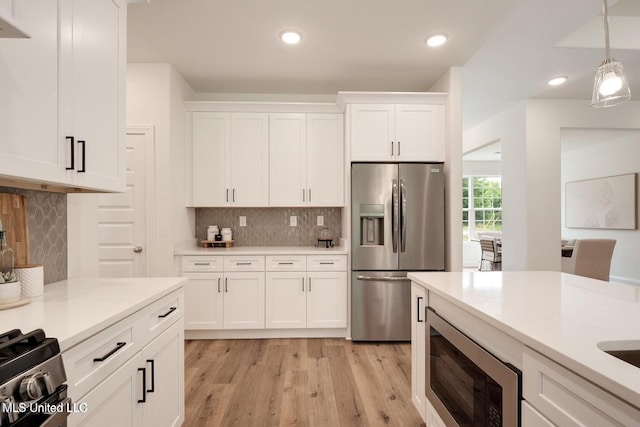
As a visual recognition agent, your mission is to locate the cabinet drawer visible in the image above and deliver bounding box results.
[181,256,223,272]
[142,289,184,341]
[523,347,640,426]
[307,255,346,271]
[63,314,144,400]
[224,256,265,271]
[266,255,306,271]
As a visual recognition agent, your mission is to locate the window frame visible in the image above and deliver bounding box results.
[463,175,502,241]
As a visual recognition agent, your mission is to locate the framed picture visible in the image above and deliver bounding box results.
[565,173,637,229]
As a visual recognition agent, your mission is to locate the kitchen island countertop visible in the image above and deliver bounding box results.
[0,277,186,351]
[408,271,640,409]
[175,242,348,256]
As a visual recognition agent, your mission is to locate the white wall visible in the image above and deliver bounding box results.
[465,99,640,273]
[430,66,463,271]
[465,102,527,270]
[127,63,194,276]
[561,130,640,285]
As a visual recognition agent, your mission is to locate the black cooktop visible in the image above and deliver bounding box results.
[0,329,60,384]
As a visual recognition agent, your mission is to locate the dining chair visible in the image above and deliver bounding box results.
[561,239,616,281]
[479,238,502,271]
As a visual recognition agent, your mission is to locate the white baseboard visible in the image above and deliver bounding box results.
[610,275,640,287]
[185,328,348,340]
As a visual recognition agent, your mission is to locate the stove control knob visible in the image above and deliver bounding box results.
[0,396,19,423]
[18,372,54,401]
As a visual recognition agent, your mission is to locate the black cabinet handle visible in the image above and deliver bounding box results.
[158,306,177,318]
[77,140,86,172]
[302,277,304,292]
[319,262,334,265]
[417,296,423,323]
[93,342,126,362]
[217,277,221,293]
[391,141,394,156]
[278,262,294,265]
[232,189,236,202]
[138,367,147,403]
[146,360,155,393]
[226,189,229,202]
[65,136,75,170]
[225,277,228,292]
[308,277,311,292]
[398,141,401,156]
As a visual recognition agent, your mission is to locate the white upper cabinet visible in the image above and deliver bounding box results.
[190,112,269,207]
[341,92,446,162]
[0,0,126,192]
[269,113,344,207]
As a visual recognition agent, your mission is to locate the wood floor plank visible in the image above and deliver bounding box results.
[184,339,424,427]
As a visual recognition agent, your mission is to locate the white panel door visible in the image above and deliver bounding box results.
[191,112,229,206]
[306,271,347,328]
[306,113,344,206]
[229,113,269,206]
[269,113,306,206]
[223,272,265,329]
[265,272,307,329]
[395,104,445,162]
[69,353,144,427]
[142,320,185,427]
[66,0,126,190]
[350,104,395,161]
[97,127,151,278]
[183,274,224,330]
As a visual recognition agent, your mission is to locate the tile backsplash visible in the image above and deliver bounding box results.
[0,187,67,284]
[196,207,342,246]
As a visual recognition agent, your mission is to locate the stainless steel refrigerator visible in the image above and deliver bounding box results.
[351,163,445,341]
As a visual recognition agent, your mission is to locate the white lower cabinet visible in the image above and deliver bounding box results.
[67,289,184,427]
[223,272,265,329]
[521,400,554,427]
[140,319,185,427]
[523,347,640,427]
[410,282,427,419]
[182,254,347,333]
[425,398,447,427]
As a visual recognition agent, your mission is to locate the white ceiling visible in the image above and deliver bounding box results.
[127,0,640,130]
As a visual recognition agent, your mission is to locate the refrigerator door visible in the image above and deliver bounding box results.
[351,271,411,341]
[398,163,445,270]
[351,163,398,271]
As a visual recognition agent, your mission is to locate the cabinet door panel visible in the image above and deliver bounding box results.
[183,274,223,330]
[68,0,126,190]
[69,353,143,427]
[269,113,306,206]
[142,319,185,427]
[350,104,394,161]
[191,112,229,206]
[223,272,265,329]
[230,113,269,206]
[266,272,307,328]
[411,282,427,419]
[395,104,444,162]
[306,114,344,206]
[306,271,347,328]
[0,1,63,183]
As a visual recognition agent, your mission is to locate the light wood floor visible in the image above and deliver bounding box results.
[184,338,425,427]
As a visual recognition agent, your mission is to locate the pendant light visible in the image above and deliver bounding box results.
[591,0,631,107]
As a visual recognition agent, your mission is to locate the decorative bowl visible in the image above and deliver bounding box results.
[0,281,21,304]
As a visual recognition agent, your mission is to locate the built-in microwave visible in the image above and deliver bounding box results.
[425,307,521,426]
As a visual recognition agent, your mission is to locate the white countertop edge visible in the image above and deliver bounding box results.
[407,271,640,410]
[174,244,348,256]
[58,279,186,351]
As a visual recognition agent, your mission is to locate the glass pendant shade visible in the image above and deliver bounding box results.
[592,58,632,107]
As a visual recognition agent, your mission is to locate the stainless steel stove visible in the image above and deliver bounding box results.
[0,329,70,427]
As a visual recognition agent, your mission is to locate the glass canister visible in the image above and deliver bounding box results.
[207,225,219,241]
[221,227,232,241]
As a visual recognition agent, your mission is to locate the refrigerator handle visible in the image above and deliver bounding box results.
[392,178,398,253]
[400,178,407,252]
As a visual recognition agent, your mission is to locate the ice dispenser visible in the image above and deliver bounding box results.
[359,204,384,246]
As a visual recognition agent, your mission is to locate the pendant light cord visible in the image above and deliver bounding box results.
[603,0,610,59]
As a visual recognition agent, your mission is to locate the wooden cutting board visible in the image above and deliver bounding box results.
[0,193,30,266]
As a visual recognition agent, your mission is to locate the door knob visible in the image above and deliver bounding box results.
[133,246,143,253]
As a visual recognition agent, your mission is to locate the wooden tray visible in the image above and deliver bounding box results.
[0,298,31,311]
[201,240,234,248]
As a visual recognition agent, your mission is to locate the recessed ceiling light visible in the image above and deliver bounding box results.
[548,76,568,86]
[280,30,302,45]
[425,33,448,47]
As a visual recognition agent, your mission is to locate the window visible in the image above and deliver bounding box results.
[463,176,502,241]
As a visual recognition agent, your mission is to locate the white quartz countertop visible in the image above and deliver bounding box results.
[175,243,348,256]
[0,277,186,351]
[407,271,640,409]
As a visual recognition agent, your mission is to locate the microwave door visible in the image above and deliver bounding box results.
[398,163,445,271]
[351,163,398,271]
